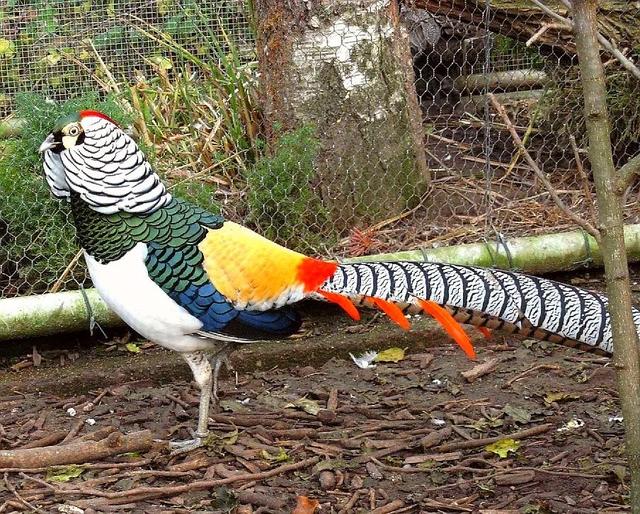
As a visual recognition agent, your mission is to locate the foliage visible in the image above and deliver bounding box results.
[246,126,334,254]
[0,0,254,117]
[0,92,131,293]
[127,11,261,205]
[539,67,640,168]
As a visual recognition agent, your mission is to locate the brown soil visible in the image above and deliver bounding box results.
[0,291,631,513]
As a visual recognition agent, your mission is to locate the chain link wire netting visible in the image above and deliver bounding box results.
[1,1,639,302]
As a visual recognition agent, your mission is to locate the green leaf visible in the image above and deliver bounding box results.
[46,465,84,482]
[485,438,520,459]
[374,347,406,363]
[149,55,173,70]
[125,343,141,353]
[0,38,15,59]
[261,447,289,462]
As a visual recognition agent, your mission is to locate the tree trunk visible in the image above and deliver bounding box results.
[254,0,429,232]
[573,2,640,512]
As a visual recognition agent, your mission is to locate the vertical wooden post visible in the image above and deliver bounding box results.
[254,0,428,233]
[573,2,640,511]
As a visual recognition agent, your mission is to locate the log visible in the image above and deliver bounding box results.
[346,223,640,274]
[454,70,550,92]
[404,0,640,55]
[0,288,122,340]
[455,89,545,115]
[254,0,429,230]
[3,225,640,341]
[0,430,154,468]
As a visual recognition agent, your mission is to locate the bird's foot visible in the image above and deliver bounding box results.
[168,437,203,455]
[168,432,208,455]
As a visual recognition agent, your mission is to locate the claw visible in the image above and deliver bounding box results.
[169,436,204,455]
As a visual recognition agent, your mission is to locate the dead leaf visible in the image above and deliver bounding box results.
[286,398,321,416]
[374,347,406,363]
[544,391,580,405]
[292,496,320,514]
[260,447,289,462]
[503,404,532,424]
[125,342,141,353]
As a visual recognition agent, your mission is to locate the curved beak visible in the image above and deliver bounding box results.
[38,134,59,154]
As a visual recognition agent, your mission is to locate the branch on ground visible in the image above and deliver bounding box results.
[0,430,154,469]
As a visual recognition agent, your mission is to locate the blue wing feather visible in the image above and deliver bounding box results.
[145,234,301,339]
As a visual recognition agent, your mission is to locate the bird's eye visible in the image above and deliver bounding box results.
[68,126,80,136]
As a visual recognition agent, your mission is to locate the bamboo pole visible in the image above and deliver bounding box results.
[0,289,122,341]
[4,225,640,341]
[346,224,640,274]
[572,2,640,511]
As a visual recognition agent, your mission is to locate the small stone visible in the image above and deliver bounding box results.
[319,470,336,490]
[66,407,77,417]
[365,461,383,480]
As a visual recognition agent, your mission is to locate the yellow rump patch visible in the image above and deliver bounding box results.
[199,222,309,308]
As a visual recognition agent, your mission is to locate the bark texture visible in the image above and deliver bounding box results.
[255,0,429,230]
[573,2,640,512]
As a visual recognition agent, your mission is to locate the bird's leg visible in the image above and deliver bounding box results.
[169,351,212,454]
[209,343,234,403]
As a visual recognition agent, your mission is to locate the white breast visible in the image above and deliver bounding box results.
[84,243,214,352]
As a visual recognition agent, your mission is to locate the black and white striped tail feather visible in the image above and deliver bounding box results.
[320,261,640,355]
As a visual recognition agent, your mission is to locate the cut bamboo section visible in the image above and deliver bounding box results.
[3,225,640,341]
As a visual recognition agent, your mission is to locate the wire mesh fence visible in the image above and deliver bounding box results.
[0,0,639,301]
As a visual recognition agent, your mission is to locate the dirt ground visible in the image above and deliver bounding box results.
[0,272,634,513]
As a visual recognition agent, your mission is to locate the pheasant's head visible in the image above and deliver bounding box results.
[39,110,170,214]
[39,111,117,155]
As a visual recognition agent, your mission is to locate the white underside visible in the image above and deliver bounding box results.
[85,243,217,352]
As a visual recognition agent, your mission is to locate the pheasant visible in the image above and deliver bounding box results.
[39,110,637,450]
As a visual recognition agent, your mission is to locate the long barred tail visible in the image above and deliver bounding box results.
[319,261,640,355]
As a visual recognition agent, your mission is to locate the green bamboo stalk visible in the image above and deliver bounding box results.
[345,224,640,274]
[573,2,640,511]
[4,225,640,341]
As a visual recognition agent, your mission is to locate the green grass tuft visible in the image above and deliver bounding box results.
[246,125,334,254]
[0,92,132,293]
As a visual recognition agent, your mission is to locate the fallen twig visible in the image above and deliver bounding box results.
[461,358,502,383]
[20,431,67,449]
[434,424,552,453]
[51,455,320,505]
[370,499,406,514]
[488,93,600,241]
[3,473,47,514]
[505,364,561,387]
[0,430,154,468]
